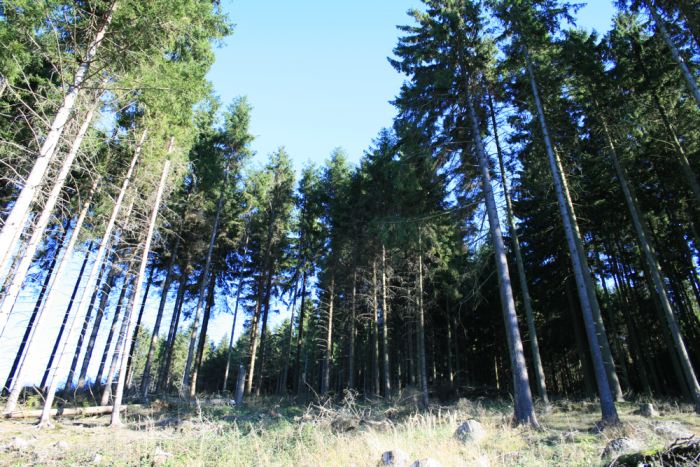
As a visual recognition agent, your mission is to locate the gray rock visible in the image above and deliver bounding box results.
[410,458,443,467]
[331,416,359,433]
[653,421,693,440]
[601,438,641,459]
[639,403,657,418]
[455,419,485,442]
[92,453,103,465]
[380,449,410,466]
[361,419,393,431]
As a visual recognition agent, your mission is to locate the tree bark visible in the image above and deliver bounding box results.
[278,279,298,394]
[416,231,429,409]
[158,274,187,393]
[190,278,216,395]
[140,239,179,400]
[321,275,335,395]
[36,129,147,427]
[467,93,537,426]
[95,272,130,388]
[110,157,171,426]
[526,55,619,424]
[294,270,308,394]
[222,239,247,392]
[3,222,68,394]
[123,263,155,390]
[347,269,357,390]
[0,3,117,271]
[0,102,98,336]
[488,91,548,404]
[380,245,391,396]
[645,1,700,109]
[601,116,700,412]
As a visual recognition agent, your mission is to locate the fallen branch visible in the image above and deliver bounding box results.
[4,404,142,419]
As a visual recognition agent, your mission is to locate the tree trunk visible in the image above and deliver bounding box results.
[77,261,118,391]
[347,270,357,390]
[4,222,68,394]
[488,92,548,404]
[0,102,99,334]
[110,157,170,426]
[190,278,216,396]
[294,270,308,394]
[380,246,391,396]
[0,3,117,271]
[184,171,226,398]
[254,270,274,396]
[100,275,136,406]
[467,93,537,426]
[601,117,700,411]
[645,1,700,109]
[525,56,619,424]
[321,275,335,395]
[123,263,155,391]
[141,239,179,400]
[552,147,624,400]
[372,261,380,396]
[158,274,187,393]
[279,279,298,394]
[95,272,130,388]
[36,129,147,427]
[416,232,429,409]
[3,178,100,413]
[223,266,245,392]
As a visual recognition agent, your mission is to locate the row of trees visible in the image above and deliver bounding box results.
[0,0,698,429]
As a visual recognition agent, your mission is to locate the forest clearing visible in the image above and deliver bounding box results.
[1,0,700,464]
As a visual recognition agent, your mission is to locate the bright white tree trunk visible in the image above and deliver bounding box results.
[2,176,98,415]
[0,2,117,271]
[111,157,171,426]
[37,129,146,427]
[0,104,98,337]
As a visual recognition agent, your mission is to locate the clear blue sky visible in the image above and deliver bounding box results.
[0,0,618,386]
[207,0,618,168]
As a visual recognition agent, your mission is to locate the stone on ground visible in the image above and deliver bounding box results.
[455,419,485,442]
[380,449,410,466]
[410,458,443,467]
[639,403,657,418]
[653,421,693,440]
[601,438,641,459]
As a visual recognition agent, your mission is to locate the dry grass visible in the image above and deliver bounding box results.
[0,395,698,466]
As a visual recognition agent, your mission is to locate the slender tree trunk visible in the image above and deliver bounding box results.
[140,240,179,400]
[35,129,147,427]
[63,249,113,396]
[645,1,700,109]
[526,56,619,424]
[110,157,170,426]
[4,222,68,393]
[191,278,216,395]
[184,172,226,398]
[553,147,624,400]
[467,94,537,426]
[100,274,136,406]
[321,275,335,395]
[245,293,262,395]
[347,270,357,389]
[488,92,548,404]
[279,280,298,394]
[0,3,117,270]
[380,246,391,396]
[123,263,155,391]
[372,261,380,396]
[3,179,100,413]
[77,262,118,391]
[158,274,187,393]
[416,231,429,409]
[223,257,246,392]
[294,270,308,394]
[95,272,130,388]
[0,102,99,335]
[254,271,274,396]
[601,117,700,411]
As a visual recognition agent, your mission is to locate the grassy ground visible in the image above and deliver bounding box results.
[0,393,698,466]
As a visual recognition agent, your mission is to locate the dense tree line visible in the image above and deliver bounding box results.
[0,0,698,428]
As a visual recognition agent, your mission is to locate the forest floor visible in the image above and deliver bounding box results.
[0,392,698,466]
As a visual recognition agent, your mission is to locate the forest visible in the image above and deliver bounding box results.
[0,0,699,465]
